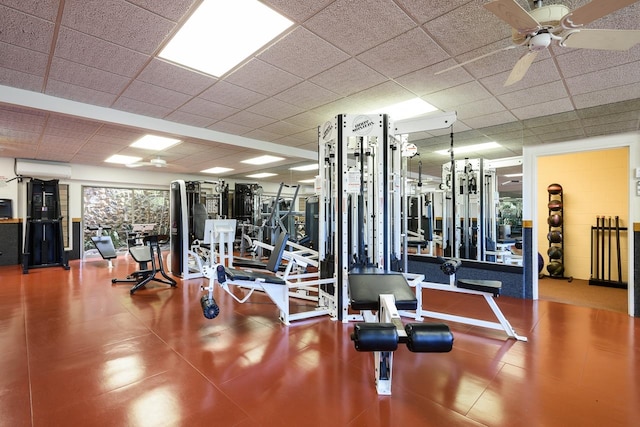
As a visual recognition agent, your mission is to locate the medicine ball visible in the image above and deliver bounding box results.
[547,261,564,276]
[538,252,544,273]
[547,246,562,259]
[547,214,562,227]
[548,199,562,211]
[547,231,562,243]
[547,183,563,194]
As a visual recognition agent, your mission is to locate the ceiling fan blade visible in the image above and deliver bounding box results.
[434,45,517,75]
[562,29,640,50]
[484,0,540,34]
[504,50,538,86]
[563,0,639,28]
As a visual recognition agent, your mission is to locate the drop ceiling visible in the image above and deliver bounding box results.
[0,0,639,193]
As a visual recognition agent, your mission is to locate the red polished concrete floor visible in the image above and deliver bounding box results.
[1,256,639,426]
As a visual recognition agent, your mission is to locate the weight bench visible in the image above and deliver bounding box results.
[348,272,453,395]
[407,258,527,341]
[112,236,177,294]
[200,232,335,324]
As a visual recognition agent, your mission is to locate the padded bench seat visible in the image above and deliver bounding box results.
[456,278,502,296]
[224,267,286,285]
[349,273,418,311]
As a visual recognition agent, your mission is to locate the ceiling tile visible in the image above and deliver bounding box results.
[0,67,44,92]
[199,81,267,110]
[304,0,416,56]
[45,79,118,106]
[258,27,350,79]
[260,0,334,22]
[0,5,54,53]
[456,111,517,133]
[426,81,493,110]
[498,81,569,110]
[345,81,417,112]
[273,81,341,110]
[479,57,560,97]
[584,120,639,137]
[207,121,253,135]
[511,98,574,121]
[223,110,276,129]
[1,0,59,20]
[126,0,195,21]
[111,96,174,118]
[283,110,326,129]
[61,0,176,54]
[243,129,281,142]
[246,98,304,121]
[137,59,217,96]
[424,2,511,56]
[120,80,191,109]
[225,59,303,96]
[555,48,640,79]
[395,59,474,96]
[452,97,507,120]
[54,28,150,78]
[565,61,640,96]
[528,119,583,136]
[48,57,130,94]
[260,120,306,137]
[164,110,216,128]
[395,0,470,24]
[309,59,387,97]
[178,97,238,121]
[357,28,449,78]
[576,98,640,119]
[572,82,640,109]
[0,42,48,76]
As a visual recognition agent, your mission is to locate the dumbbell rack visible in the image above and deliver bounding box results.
[546,184,572,282]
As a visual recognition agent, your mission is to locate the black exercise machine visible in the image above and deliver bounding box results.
[348,271,454,395]
[112,235,177,294]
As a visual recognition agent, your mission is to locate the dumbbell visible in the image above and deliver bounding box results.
[200,295,220,319]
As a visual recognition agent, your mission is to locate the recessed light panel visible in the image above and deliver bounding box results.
[247,172,277,178]
[130,135,181,151]
[159,0,293,77]
[201,167,234,174]
[105,154,142,165]
[435,141,501,155]
[290,164,319,171]
[368,98,438,120]
[241,155,284,165]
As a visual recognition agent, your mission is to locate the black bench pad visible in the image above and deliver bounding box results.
[224,267,286,285]
[457,279,502,296]
[349,273,418,311]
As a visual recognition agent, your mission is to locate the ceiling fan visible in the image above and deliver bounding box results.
[437,0,640,86]
[126,156,171,168]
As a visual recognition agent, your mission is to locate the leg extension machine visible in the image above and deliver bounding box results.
[349,273,453,395]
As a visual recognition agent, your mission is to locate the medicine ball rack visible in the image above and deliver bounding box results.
[545,183,571,282]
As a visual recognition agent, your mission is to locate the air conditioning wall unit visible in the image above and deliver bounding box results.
[15,159,72,179]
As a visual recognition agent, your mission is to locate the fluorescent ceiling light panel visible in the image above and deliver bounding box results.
[241,155,284,165]
[201,167,234,174]
[158,0,293,77]
[290,164,318,171]
[368,98,438,121]
[504,173,523,177]
[434,141,501,155]
[247,172,277,178]
[105,154,142,165]
[298,178,316,183]
[131,135,181,151]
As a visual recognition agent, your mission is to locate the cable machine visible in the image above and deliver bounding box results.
[317,112,456,321]
[440,158,498,261]
[22,178,70,273]
[169,179,227,279]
